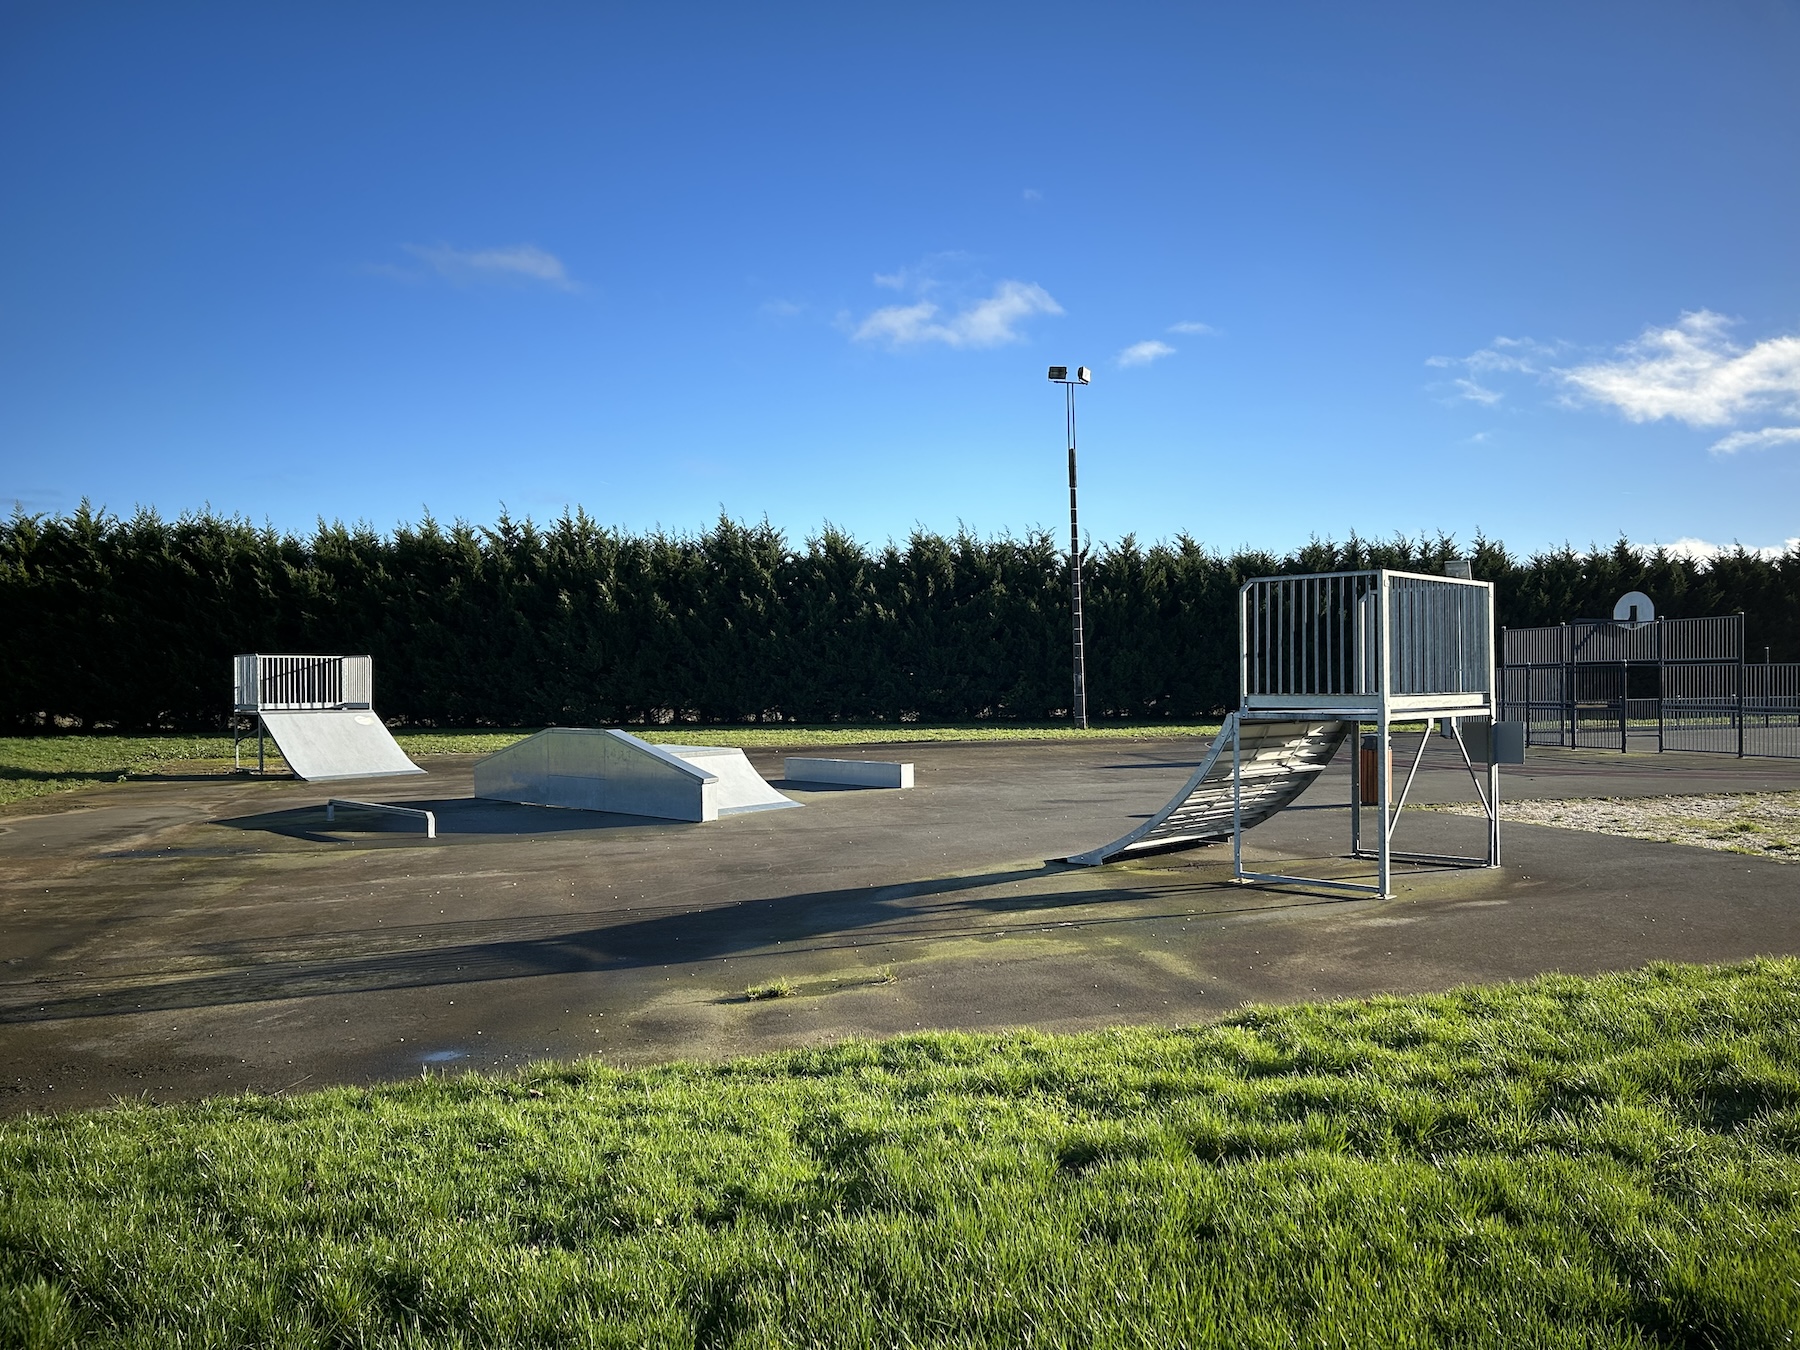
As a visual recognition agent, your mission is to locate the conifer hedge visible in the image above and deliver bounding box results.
[3,506,1796,731]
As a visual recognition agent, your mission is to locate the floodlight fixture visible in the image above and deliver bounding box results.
[1047,365,1068,381]
[1076,366,1091,385]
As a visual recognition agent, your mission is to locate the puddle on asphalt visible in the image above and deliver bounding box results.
[419,1049,467,1063]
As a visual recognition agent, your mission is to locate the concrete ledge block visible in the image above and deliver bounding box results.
[783,757,914,789]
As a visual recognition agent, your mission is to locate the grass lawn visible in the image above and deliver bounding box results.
[4,960,1798,1347]
[0,722,1222,809]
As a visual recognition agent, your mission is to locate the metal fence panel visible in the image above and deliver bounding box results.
[1500,614,1797,759]
[1746,662,1800,759]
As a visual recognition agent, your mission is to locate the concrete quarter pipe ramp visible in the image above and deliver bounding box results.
[473,728,798,822]
[1067,714,1349,865]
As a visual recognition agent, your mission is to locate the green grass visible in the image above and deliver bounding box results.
[4,960,1799,1347]
[0,722,1221,809]
[0,734,262,808]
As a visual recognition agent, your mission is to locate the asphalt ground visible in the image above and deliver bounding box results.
[3,735,1798,1117]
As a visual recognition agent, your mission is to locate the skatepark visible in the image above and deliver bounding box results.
[6,571,1800,1115]
[5,728,1799,1117]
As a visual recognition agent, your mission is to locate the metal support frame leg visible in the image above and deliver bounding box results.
[1231,716,1244,881]
[1377,709,1392,899]
[1234,714,1382,897]
[1488,756,1501,867]
[1360,719,1501,871]
[1620,660,1629,754]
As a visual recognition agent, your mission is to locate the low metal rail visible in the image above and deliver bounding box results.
[325,798,436,839]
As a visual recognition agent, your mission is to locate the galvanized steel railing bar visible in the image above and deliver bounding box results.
[233,654,374,712]
[1239,570,1492,702]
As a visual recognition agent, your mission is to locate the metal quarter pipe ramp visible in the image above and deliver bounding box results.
[1066,714,1350,865]
[256,710,425,782]
[233,655,424,782]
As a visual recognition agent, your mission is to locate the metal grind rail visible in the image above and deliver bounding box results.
[325,799,437,839]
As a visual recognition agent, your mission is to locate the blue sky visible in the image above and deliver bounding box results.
[3,2,1798,558]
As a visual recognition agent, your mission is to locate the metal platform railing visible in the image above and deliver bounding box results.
[1239,570,1493,710]
[233,654,373,713]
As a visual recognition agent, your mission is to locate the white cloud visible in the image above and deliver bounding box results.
[869,252,970,296]
[1168,320,1217,335]
[853,280,1062,349]
[759,298,804,318]
[1710,426,1800,454]
[402,243,579,292]
[1427,336,1561,395]
[1116,340,1175,368]
[1022,188,1042,202]
[1432,315,1800,446]
[1559,311,1800,426]
[1637,535,1800,563]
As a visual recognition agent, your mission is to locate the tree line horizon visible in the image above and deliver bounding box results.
[4,505,1797,732]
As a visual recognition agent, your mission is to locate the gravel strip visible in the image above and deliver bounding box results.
[1427,791,1800,863]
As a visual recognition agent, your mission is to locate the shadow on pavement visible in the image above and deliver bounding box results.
[214,797,686,839]
[0,860,1364,1026]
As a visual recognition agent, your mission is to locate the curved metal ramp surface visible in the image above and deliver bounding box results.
[257,710,424,782]
[1066,715,1350,865]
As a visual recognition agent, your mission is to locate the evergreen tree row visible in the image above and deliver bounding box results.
[4,506,1797,731]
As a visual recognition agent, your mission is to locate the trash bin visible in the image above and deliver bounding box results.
[1359,733,1391,806]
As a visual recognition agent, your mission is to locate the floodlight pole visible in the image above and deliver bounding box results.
[1049,366,1091,729]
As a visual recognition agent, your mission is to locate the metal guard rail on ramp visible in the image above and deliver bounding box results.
[1066,714,1349,865]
